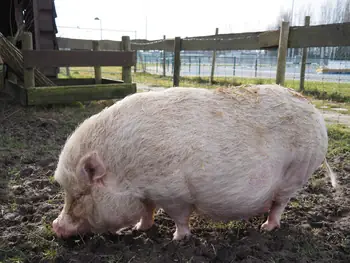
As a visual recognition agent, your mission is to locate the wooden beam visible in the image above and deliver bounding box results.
[23,50,136,68]
[289,22,350,48]
[182,31,279,51]
[56,22,350,52]
[26,83,137,105]
[57,37,122,50]
[131,39,174,51]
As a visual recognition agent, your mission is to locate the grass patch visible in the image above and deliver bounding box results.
[58,67,350,103]
[132,72,350,102]
[326,124,350,159]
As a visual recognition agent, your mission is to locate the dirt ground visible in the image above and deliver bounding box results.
[0,100,350,263]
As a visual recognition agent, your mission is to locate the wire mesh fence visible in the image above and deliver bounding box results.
[57,43,350,128]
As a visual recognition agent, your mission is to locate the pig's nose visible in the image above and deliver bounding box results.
[52,218,62,237]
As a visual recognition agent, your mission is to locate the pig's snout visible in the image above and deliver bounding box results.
[52,217,70,238]
[52,216,77,238]
[52,215,91,238]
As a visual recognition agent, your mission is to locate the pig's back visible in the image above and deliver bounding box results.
[93,85,328,217]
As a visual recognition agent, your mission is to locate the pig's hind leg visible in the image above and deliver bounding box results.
[261,158,316,232]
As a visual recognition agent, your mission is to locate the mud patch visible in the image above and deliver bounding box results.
[0,102,350,263]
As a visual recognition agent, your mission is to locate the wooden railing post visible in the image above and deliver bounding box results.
[163,35,166,77]
[122,36,132,83]
[276,21,290,86]
[23,32,35,89]
[210,28,219,85]
[173,37,181,87]
[92,40,102,84]
[134,50,137,73]
[299,16,311,92]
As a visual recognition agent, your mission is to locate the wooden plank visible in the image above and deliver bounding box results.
[23,50,136,68]
[185,31,263,40]
[258,30,280,48]
[182,31,279,51]
[37,0,53,10]
[131,39,174,51]
[57,37,122,50]
[289,22,350,48]
[276,21,290,86]
[57,37,93,50]
[26,83,137,105]
[38,11,55,31]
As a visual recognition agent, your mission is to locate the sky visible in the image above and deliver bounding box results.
[54,0,329,41]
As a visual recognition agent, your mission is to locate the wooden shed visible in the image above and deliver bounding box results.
[0,0,59,78]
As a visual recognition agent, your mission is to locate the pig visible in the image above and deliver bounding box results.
[52,84,337,241]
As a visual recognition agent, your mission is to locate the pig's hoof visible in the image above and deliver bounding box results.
[172,230,192,241]
[133,221,153,231]
[260,220,280,232]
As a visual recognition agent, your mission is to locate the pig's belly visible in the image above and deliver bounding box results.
[190,183,276,220]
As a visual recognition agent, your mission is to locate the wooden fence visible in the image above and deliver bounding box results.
[57,18,350,91]
[21,33,136,105]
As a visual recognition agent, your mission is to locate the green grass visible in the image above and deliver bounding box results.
[132,72,350,102]
[58,67,350,103]
[326,124,350,158]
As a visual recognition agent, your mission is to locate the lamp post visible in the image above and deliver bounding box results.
[290,0,295,59]
[94,17,102,40]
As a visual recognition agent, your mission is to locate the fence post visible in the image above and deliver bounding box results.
[122,36,132,83]
[198,57,201,76]
[210,28,219,85]
[92,40,102,84]
[163,35,166,77]
[23,32,35,89]
[276,21,290,86]
[299,16,310,92]
[173,37,181,87]
[134,50,137,73]
[233,56,236,76]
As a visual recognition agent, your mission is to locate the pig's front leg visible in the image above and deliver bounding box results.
[133,200,156,231]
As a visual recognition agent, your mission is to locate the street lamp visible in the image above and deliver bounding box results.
[94,17,102,40]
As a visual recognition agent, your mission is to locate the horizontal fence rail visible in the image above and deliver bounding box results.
[56,22,350,52]
[55,19,350,89]
[23,50,136,67]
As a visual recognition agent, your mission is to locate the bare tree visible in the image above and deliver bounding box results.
[334,0,350,59]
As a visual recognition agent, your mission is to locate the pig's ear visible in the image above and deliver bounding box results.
[79,151,106,186]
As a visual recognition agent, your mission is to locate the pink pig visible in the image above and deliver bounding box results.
[52,84,337,240]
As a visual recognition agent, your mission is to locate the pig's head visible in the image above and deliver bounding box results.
[52,150,145,239]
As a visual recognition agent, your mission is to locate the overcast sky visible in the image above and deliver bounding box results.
[55,0,329,41]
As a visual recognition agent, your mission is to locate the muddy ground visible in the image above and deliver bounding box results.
[0,100,350,263]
